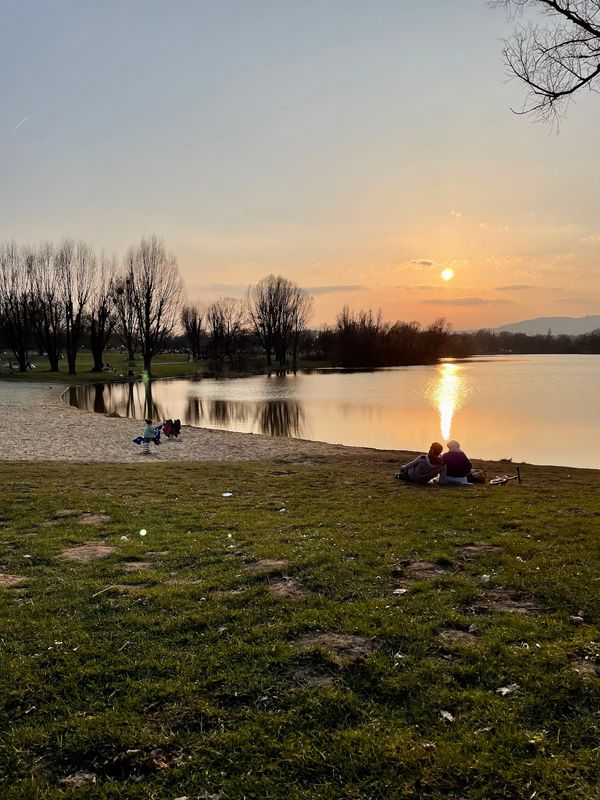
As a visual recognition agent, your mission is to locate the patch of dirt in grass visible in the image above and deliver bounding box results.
[245,559,288,573]
[268,577,306,599]
[455,543,504,559]
[54,509,79,518]
[0,573,27,588]
[58,771,97,788]
[121,561,153,572]
[164,578,202,586]
[572,660,599,678]
[439,628,478,647]
[96,747,186,780]
[291,665,338,687]
[480,588,543,615]
[58,542,116,563]
[145,550,169,557]
[77,513,112,526]
[394,560,451,585]
[296,633,376,662]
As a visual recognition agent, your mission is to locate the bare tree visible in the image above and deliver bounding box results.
[89,252,117,372]
[31,243,63,372]
[127,236,182,375]
[181,303,205,359]
[246,275,313,368]
[56,240,94,375]
[206,297,245,365]
[0,242,33,372]
[290,291,313,369]
[491,1,600,122]
[113,268,138,362]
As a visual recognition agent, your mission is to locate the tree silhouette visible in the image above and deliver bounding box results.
[491,1,600,122]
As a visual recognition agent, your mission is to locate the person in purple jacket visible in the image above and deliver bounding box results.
[439,440,472,485]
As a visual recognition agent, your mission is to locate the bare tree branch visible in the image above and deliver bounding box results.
[490,0,600,122]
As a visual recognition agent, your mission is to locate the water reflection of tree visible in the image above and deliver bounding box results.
[255,401,303,438]
[143,381,164,422]
[93,384,107,414]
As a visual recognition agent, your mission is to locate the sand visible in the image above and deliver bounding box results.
[0,382,405,464]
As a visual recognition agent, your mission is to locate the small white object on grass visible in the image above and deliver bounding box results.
[222,492,233,497]
[139,529,147,537]
[440,710,455,722]
[496,684,520,696]
[393,588,408,595]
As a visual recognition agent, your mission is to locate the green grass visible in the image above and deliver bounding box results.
[0,352,208,383]
[0,460,598,799]
[0,352,326,384]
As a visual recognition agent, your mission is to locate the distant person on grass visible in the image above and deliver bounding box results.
[396,442,445,484]
[439,440,472,485]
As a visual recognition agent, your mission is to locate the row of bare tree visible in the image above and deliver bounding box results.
[181,276,314,369]
[0,236,181,374]
[0,238,314,374]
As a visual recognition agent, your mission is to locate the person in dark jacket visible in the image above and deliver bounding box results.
[439,440,472,485]
[396,442,445,484]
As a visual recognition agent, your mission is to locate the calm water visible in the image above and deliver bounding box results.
[67,355,600,468]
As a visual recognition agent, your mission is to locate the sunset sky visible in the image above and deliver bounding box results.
[2,0,599,329]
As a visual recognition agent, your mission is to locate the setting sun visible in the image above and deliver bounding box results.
[441,268,454,281]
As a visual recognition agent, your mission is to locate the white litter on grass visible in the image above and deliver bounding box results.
[393,588,408,595]
[496,684,520,696]
[120,536,129,541]
[440,710,455,722]
[480,574,491,584]
[139,529,147,537]
[222,492,233,497]
[278,508,286,513]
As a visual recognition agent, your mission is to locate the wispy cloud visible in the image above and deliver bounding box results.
[395,284,438,291]
[421,297,514,306]
[555,297,594,304]
[409,258,435,268]
[305,284,366,296]
[495,284,534,292]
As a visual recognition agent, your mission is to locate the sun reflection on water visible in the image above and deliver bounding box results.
[434,361,466,441]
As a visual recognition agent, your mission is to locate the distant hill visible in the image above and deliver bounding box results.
[495,315,600,336]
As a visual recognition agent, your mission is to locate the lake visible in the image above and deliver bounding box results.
[66,354,600,469]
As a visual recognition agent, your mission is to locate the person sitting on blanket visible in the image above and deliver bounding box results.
[439,440,472,485]
[162,419,174,438]
[396,442,445,484]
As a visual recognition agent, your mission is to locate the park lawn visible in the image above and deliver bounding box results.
[0,460,598,799]
[0,352,207,383]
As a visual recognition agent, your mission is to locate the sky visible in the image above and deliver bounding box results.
[1,0,599,329]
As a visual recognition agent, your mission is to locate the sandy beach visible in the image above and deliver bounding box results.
[0,382,406,465]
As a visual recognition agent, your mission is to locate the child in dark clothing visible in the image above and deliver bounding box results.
[439,440,472,485]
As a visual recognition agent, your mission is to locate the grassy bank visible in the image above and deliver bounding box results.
[0,353,331,384]
[0,352,208,383]
[0,460,598,799]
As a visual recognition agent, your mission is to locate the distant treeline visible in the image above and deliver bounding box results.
[443,328,600,357]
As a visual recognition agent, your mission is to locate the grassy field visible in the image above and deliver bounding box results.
[0,459,598,799]
[0,352,209,383]
[0,352,327,384]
